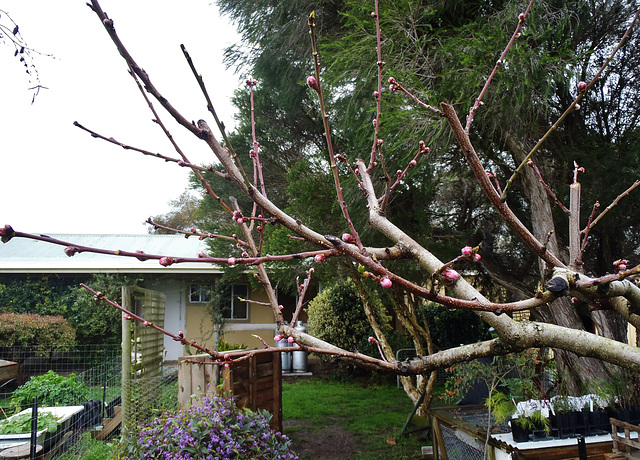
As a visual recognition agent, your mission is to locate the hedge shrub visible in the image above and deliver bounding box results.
[0,313,76,348]
[307,280,387,355]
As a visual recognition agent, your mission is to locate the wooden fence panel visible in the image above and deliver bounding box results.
[178,352,282,431]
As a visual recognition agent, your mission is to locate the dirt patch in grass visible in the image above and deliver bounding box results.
[284,418,426,460]
[284,419,359,459]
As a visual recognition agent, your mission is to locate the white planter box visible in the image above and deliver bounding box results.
[0,405,84,450]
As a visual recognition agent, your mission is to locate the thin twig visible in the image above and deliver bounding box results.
[290,269,314,327]
[465,0,534,133]
[308,12,366,253]
[527,160,570,214]
[502,5,640,199]
[586,180,640,231]
[368,0,384,171]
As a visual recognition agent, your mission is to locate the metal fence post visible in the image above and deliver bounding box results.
[30,396,38,460]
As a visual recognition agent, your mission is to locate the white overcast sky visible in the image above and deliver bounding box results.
[1,1,241,234]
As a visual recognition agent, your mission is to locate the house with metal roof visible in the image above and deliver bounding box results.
[0,234,283,360]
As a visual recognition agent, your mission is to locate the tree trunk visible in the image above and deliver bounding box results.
[505,133,625,394]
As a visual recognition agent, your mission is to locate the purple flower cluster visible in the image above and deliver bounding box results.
[124,395,298,460]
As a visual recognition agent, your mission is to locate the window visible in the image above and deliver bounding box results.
[189,283,212,304]
[220,284,249,320]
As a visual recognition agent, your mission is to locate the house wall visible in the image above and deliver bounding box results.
[185,282,278,352]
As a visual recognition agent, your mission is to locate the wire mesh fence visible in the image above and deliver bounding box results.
[0,345,179,457]
[439,421,485,460]
[0,345,122,408]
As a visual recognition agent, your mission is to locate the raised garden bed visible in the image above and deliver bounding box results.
[0,405,84,451]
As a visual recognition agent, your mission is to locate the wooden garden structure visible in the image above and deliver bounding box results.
[178,351,282,431]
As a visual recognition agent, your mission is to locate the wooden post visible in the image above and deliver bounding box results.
[121,285,132,436]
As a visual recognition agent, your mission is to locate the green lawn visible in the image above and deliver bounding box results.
[282,376,429,459]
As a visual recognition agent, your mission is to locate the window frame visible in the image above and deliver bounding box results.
[222,284,249,321]
[188,282,212,305]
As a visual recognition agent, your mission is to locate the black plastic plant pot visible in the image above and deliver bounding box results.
[511,418,529,443]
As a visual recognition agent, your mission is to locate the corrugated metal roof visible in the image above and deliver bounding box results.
[0,234,222,274]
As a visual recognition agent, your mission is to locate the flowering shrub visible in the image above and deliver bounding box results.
[125,395,298,460]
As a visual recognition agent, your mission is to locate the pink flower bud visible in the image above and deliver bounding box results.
[442,269,459,282]
[274,334,284,342]
[380,277,392,288]
[368,336,378,344]
[0,225,15,243]
[518,13,525,21]
[159,257,175,267]
[224,363,230,368]
[287,336,295,343]
[342,233,355,243]
[396,170,403,176]
[123,313,133,320]
[409,160,417,166]
[224,353,230,360]
[236,218,243,224]
[315,254,326,263]
[474,253,481,262]
[578,81,588,92]
[373,91,380,98]
[227,257,236,265]
[279,305,284,310]
[197,251,206,258]
[619,264,627,271]
[527,160,534,167]
[461,246,473,256]
[371,11,377,18]
[307,75,319,92]
[64,246,78,257]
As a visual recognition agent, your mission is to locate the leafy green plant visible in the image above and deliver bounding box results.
[0,411,61,434]
[514,409,550,434]
[217,338,247,352]
[11,371,90,410]
[552,395,573,414]
[486,391,516,425]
